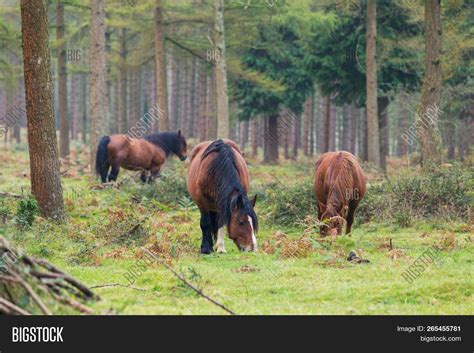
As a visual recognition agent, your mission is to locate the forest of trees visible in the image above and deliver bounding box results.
[0,0,472,218]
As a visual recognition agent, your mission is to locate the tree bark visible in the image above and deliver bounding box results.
[214,0,229,138]
[155,0,169,131]
[251,118,258,157]
[328,101,336,151]
[342,104,351,152]
[118,28,128,133]
[197,61,207,142]
[417,0,443,169]
[378,96,389,172]
[206,68,217,140]
[89,0,108,172]
[81,73,87,143]
[303,96,312,156]
[366,0,381,167]
[263,115,279,164]
[320,95,330,153]
[291,116,301,159]
[20,0,65,221]
[57,1,69,157]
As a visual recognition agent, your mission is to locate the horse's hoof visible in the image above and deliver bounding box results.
[200,248,212,255]
[216,247,227,254]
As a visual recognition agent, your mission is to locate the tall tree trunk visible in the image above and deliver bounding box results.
[310,90,317,155]
[283,128,289,159]
[71,74,80,139]
[342,104,351,152]
[241,120,249,149]
[444,121,456,160]
[197,62,207,142]
[57,1,69,157]
[397,105,409,157]
[118,28,127,133]
[190,57,198,137]
[350,104,358,154]
[155,0,169,131]
[328,101,336,151]
[183,57,192,135]
[303,96,312,156]
[20,0,65,221]
[320,95,330,153]
[89,0,108,172]
[378,96,389,172]
[81,73,87,143]
[417,0,443,169]
[366,0,381,167]
[214,0,229,138]
[251,118,258,157]
[264,115,279,164]
[291,116,301,159]
[206,69,217,140]
[359,108,368,161]
[168,51,177,131]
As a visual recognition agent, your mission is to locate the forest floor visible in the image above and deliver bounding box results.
[0,142,472,315]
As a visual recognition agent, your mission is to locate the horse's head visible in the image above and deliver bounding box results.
[227,194,258,252]
[321,205,347,236]
[175,130,188,161]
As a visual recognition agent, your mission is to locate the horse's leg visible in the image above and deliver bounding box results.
[148,165,161,183]
[108,165,120,182]
[140,170,148,183]
[345,202,358,236]
[199,211,214,254]
[210,211,225,253]
[100,162,110,183]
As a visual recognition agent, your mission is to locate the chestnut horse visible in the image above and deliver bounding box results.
[187,139,258,254]
[95,130,187,183]
[314,151,366,236]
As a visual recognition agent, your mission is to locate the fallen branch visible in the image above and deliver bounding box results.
[90,283,147,291]
[143,248,236,315]
[0,191,25,199]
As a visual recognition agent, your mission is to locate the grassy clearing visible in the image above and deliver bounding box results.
[0,145,472,315]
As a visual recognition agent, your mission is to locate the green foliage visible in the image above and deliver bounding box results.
[16,198,38,229]
[358,166,473,226]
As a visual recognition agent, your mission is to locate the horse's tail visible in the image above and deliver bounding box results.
[96,135,111,182]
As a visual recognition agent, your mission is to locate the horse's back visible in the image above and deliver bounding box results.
[314,151,365,202]
[187,139,249,210]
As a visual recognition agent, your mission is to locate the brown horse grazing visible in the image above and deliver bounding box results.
[187,139,258,254]
[95,130,187,183]
[314,151,366,236]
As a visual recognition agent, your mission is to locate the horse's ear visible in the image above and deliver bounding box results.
[177,129,181,136]
[251,195,257,207]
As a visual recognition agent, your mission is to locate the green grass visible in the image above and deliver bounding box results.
[0,145,472,315]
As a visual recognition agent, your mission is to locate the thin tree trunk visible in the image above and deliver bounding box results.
[155,0,169,131]
[197,62,207,142]
[57,1,69,157]
[366,0,381,167]
[320,95,330,153]
[89,0,108,172]
[303,96,312,156]
[118,28,127,133]
[291,116,301,159]
[168,51,177,131]
[360,108,368,161]
[81,73,87,143]
[20,0,65,221]
[328,101,336,151]
[350,104,358,154]
[214,0,229,138]
[251,118,258,157]
[206,68,217,140]
[342,104,351,152]
[71,74,80,140]
[264,115,279,163]
[417,0,443,169]
[241,120,249,149]
[378,96,389,172]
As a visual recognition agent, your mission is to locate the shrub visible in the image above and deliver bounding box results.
[16,198,38,228]
[357,165,472,225]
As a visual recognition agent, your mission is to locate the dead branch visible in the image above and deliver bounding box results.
[143,248,236,315]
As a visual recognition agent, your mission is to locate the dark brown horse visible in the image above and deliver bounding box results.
[187,139,258,254]
[314,151,366,236]
[95,130,187,183]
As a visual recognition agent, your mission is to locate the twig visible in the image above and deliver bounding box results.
[0,298,31,315]
[0,191,25,199]
[89,283,147,291]
[15,274,52,315]
[143,248,236,315]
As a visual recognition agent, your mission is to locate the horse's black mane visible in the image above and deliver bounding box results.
[202,139,258,231]
[144,132,183,157]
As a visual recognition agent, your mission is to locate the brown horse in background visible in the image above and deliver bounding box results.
[95,130,187,183]
[187,139,258,254]
[314,151,366,236]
